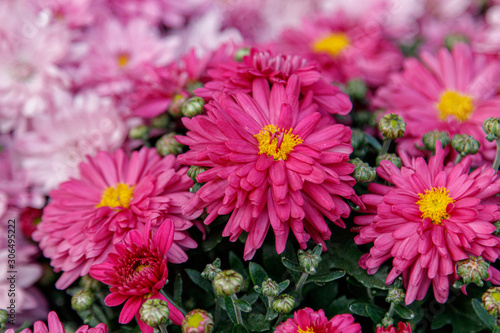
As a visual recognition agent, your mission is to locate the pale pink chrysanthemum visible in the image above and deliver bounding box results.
[195,47,352,116]
[373,42,500,165]
[28,0,96,28]
[14,92,127,194]
[354,145,500,305]
[33,147,201,290]
[5,311,108,333]
[90,219,184,333]
[275,10,403,87]
[177,75,361,259]
[274,308,361,333]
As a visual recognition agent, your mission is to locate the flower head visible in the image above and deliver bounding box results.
[274,308,361,333]
[354,145,500,304]
[376,322,412,333]
[5,311,107,333]
[182,309,214,333]
[34,147,201,290]
[90,220,184,332]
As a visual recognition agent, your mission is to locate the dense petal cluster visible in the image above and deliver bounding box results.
[274,308,361,333]
[34,147,201,289]
[90,220,184,333]
[354,145,500,304]
[5,311,107,333]
[376,322,412,333]
[177,75,361,259]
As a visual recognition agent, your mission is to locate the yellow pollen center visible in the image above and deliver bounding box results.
[134,264,148,273]
[298,327,315,333]
[187,313,204,328]
[493,292,500,302]
[96,183,134,209]
[436,90,474,122]
[254,125,303,160]
[416,187,455,224]
[312,32,351,57]
[117,54,129,68]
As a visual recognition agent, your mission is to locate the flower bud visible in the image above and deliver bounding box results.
[234,48,251,62]
[350,158,376,183]
[182,97,205,118]
[422,130,450,152]
[156,133,184,156]
[260,278,279,298]
[272,294,295,314]
[297,249,321,275]
[381,315,394,328]
[190,183,203,193]
[80,275,100,291]
[139,299,170,328]
[346,78,368,100]
[201,262,222,281]
[71,290,95,312]
[378,114,406,140]
[494,221,500,236]
[187,166,208,182]
[129,124,149,140]
[151,114,170,129]
[386,288,405,305]
[483,117,500,142]
[444,34,469,49]
[351,129,366,150]
[182,309,214,333]
[169,94,186,117]
[213,270,243,297]
[456,256,489,287]
[482,287,500,317]
[376,153,402,168]
[451,134,480,156]
[0,309,8,329]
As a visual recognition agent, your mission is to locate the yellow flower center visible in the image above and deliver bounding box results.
[298,327,315,333]
[254,125,303,160]
[117,53,130,68]
[96,183,134,209]
[416,187,455,224]
[312,32,351,57]
[493,292,500,302]
[187,313,204,328]
[436,91,474,122]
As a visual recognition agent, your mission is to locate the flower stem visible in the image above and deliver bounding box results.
[493,138,500,171]
[454,154,463,165]
[265,296,274,320]
[160,290,187,316]
[230,294,243,325]
[295,272,309,294]
[274,314,284,327]
[381,139,392,155]
[158,324,168,333]
[386,302,395,319]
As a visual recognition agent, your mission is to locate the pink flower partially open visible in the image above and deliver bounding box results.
[34,148,201,290]
[5,311,107,333]
[274,307,361,333]
[354,145,500,304]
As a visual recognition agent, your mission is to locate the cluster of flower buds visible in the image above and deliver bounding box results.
[386,288,405,305]
[350,158,376,183]
[129,124,150,141]
[376,153,402,168]
[156,133,184,156]
[456,256,489,287]
[297,248,322,275]
[201,258,222,281]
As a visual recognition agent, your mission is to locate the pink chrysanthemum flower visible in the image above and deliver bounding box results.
[373,43,500,164]
[33,147,201,290]
[177,75,361,259]
[5,311,108,333]
[195,48,352,115]
[274,308,361,333]
[90,219,184,333]
[354,145,500,305]
[275,10,403,87]
[376,322,412,333]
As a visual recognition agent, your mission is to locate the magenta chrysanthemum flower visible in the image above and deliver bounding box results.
[5,311,107,333]
[274,308,361,333]
[376,322,412,333]
[177,75,361,259]
[90,219,184,333]
[354,145,500,304]
[373,43,500,164]
[194,48,352,115]
[33,147,201,290]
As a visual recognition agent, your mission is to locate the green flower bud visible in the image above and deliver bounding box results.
[169,94,186,117]
[213,270,243,297]
[182,97,205,118]
[129,124,150,140]
[346,78,368,100]
[260,278,279,298]
[71,290,95,312]
[482,287,500,317]
[182,309,214,333]
[378,114,406,140]
[201,260,222,281]
[451,134,480,156]
[444,34,469,50]
[350,158,376,183]
[376,153,402,168]
[189,182,203,193]
[79,275,100,291]
[386,288,405,305]
[151,114,170,129]
[0,309,8,329]
[351,129,366,150]
[456,256,489,287]
[494,221,500,236]
[186,82,204,95]
[483,117,500,142]
[272,294,295,314]
[297,249,321,275]
[139,299,170,328]
[422,130,451,152]
[234,48,251,62]
[187,166,208,182]
[381,315,394,328]
[156,133,184,156]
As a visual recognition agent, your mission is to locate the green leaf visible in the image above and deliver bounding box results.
[224,296,238,324]
[234,299,252,312]
[394,304,415,320]
[232,324,249,333]
[328,296,353,316]
[472,298,495,330]
[282,257,303,272]
[249,262,268,286]
[229,252,249,278]
[278,280,290,294]
[365,132,383,152]
[241,291,259,305]
[349,303,370,317]
[431,294,489,333]
[174,274,183,308]
[493,328,500,333]
[246,314,271,332]
[266,309,279,321]
[307,270,345,284]
[366,304,385,324]
[202,233,224,252]
[185,269,214,295]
